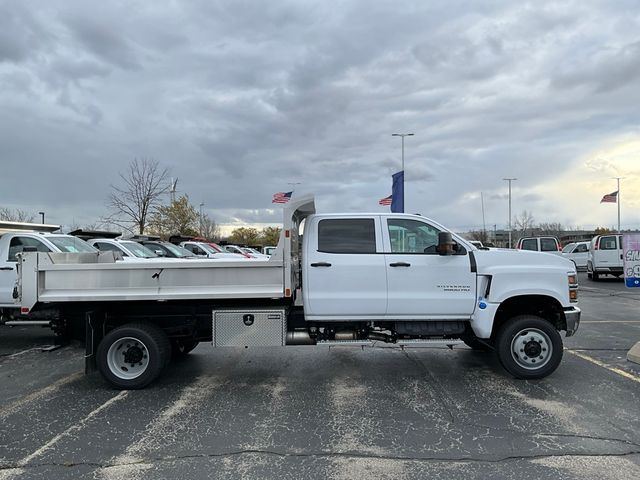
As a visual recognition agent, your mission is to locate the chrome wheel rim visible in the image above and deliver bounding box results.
[107,336,149,380]
[510,328,552,370]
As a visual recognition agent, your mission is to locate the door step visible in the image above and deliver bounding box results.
[317,340,374,346]
[397,338,462,347]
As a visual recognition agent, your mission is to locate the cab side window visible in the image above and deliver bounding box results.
[94,242,127,256]
[7,237,52,261]
[575,244,588,253]
[318,219,376,254]
[387,219,443,254]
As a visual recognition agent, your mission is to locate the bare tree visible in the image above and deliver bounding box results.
[513,210,535,236]
[538,222,564,238]
[200,214,221,241]
[0,208,35,223]
[105,158,170,234]
[468,230,489,244]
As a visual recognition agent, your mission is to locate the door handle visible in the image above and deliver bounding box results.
[389,262,411,267]
[0,267,14,271]
[310,262,332,267]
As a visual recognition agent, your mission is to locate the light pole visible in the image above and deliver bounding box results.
[38,211,45,224]
[199,202,204,236]
[503,178,517,248]
[391,133,414,213]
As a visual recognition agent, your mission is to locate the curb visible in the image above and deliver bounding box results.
[628,341,640,365]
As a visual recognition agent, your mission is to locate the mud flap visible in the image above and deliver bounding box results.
[84,311,104,374]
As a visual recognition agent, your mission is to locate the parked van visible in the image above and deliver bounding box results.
[516,236,561,255]
[561,241,590,269]
[587,234,623,280]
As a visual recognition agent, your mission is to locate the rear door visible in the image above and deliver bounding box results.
[383,218,476,317]
[303,217,387,318]
[597,235,619,268]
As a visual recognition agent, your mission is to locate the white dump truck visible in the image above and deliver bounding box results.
[13,196,580,388]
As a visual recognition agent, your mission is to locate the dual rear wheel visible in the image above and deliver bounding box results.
[97,323,199,389]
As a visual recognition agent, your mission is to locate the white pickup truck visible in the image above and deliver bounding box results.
[14,196,580,388]
[0,224,98,325]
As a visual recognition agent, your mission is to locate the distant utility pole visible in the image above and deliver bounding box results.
[38,211,45,224]
[503,178,517,248]
[199,202,204,236]
[481,192,486,239]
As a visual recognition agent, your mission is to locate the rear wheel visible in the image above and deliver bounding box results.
[97,322,171,389]
[592,270,600,281]
[496,315,563,379]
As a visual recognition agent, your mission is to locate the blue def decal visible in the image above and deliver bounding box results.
[478,301,487,310]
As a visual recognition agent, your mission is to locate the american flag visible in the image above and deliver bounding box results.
[272,191,293,204]
[379,195,392,206]
[600,191,618,203]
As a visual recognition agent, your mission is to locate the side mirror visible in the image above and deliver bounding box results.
[155,249,166,257]
[437,232,455,256]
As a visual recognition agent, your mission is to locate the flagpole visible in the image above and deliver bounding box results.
[616,177,621,233]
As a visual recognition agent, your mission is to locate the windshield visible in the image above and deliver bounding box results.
[198,243,219,255]
[120,241,158,258]
[49,236,98,253]
[161,243,195,257]
[562,243,576,253]
[208,243,224,252]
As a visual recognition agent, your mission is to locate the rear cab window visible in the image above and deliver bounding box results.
[540,238,558,252]
[520,238,538,251]
[317,219,376,253]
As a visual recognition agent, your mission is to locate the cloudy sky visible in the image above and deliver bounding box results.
[1,0,639,234]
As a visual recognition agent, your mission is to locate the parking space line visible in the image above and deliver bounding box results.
[566,349,640,384]
[0,372,83,419]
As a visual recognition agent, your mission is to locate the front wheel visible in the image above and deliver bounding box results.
[97,322,171,389]
[496,315,563,379]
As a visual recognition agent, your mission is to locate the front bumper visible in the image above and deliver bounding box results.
[563,306,581,337]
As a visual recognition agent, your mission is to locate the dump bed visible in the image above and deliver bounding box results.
[17,196,316,312]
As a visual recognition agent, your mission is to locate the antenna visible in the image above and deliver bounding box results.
[170,178,178,203]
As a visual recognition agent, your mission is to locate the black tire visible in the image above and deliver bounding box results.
[496,315,563,379]
[462,336,492,351]
[97,322,171,390]
[592,270,599,281]
[587,263,593,279]
[171,339,199,358]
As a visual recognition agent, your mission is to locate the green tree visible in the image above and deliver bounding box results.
[260,226,282,246]
[229,227,260,245]
[594,227,612,235]
[149,195,198,237]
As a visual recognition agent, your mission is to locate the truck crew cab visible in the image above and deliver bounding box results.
[14,196,580,388]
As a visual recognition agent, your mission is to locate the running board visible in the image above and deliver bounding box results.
[397,338,463,347]
[4,320,51,326]
[318,340,373,346]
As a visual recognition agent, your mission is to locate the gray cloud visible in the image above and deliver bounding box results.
[1,0,639,232]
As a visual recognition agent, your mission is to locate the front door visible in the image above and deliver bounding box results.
[383,218,476,318]
[303,217,387,319]
[0,236,52,306]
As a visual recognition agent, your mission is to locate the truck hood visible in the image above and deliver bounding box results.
[473,248,576,273]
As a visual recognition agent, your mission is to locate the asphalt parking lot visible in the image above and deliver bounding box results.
[1,272,639,480]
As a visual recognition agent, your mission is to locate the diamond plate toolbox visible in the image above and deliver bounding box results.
[212,309,286,347]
